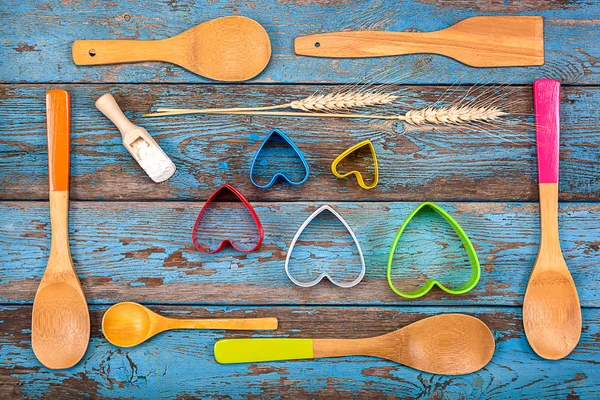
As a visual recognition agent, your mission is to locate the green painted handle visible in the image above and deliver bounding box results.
[214,338,314,364]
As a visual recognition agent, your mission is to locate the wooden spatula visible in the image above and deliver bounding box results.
[523,78,581,360]
[214,314,495,375]
[295,16,544,67]
[32,90,90,369]
[72,16,271,81]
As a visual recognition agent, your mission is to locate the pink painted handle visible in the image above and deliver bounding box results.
[533,78,561,184]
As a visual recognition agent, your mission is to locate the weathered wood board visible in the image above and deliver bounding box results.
[1,0,599,397]
[1,84,599,202]
[1,306,598,399]
[2,1,600,84]
[1,201,599,307]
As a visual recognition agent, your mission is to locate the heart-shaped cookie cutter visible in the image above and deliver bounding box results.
[285,205,365,288]
[250,129,310,188]
[331,139,379,190]
[192,184,264,254]
[386,202,480,298]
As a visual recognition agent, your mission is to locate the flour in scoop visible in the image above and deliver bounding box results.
[130,137,176,183]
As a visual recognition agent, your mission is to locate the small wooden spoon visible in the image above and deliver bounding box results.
[102,302,278,347]
[214,314,495,375]
[295,16,544,67]
[523,78,581,360]
[32,90,90,369]
[72,16,271,81]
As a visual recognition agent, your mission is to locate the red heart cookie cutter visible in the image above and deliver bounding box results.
[192,184,264,254]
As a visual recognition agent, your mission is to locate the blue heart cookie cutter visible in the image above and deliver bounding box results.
[250,129,310,188]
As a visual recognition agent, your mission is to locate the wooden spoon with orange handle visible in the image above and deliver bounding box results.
[214,314,495,375]
[295,16,544,67]
[523,78,581,360]
[72,16,271,82]
[31,89,90,369]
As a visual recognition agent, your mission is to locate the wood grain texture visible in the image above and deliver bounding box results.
[2,0,600,396]
[1,84,599,201]
[95,93,177,183]
[102,302,278,347]
[72,16,271,82]
[524,186,582,360]
[1,0,600,83]
[1,305,598,399]
[1,201,598,306]
[31,192,90,370]
[216,314,495,375]
[294,16,544,67]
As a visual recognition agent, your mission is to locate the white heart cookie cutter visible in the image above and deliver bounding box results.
[285,205,366,288]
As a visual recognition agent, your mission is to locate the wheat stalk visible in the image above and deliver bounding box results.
[152,91,398,115]
[288,92,398,112]
[143,88,508,126]
[144,105,507,125]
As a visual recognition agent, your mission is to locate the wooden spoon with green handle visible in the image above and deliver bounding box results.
[523,78,581,360]
[214,314,495,375]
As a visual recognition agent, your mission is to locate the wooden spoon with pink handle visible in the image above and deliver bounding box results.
[523,78,581,360]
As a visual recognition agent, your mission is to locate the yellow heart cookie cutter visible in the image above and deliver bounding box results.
[331,140,379,190]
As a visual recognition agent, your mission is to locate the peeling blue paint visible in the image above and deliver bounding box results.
[1,0,600,397]
[2,1,600,84]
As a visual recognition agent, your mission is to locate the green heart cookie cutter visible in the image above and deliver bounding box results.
[386,202,480,299]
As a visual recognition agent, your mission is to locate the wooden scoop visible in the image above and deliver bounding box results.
[31,90,90,369]
[95,93,176,183]
[72,16,271,81]
[102,302,278,347]
[523,78,581,360]
[214,314,495,375]
[295,16,544,67]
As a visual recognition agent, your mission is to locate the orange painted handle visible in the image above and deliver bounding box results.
[46,89,71,191]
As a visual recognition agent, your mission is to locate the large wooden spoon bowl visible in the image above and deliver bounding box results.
[73,16,271,81]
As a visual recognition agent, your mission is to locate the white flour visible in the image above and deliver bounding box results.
[130,137,176,183]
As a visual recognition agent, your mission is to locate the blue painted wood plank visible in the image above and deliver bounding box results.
[1,305,598,398]
[1,201,598,306]
[1,84,599,201]
[1,1,600,84]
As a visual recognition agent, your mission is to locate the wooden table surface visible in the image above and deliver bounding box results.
[1,1,599,398]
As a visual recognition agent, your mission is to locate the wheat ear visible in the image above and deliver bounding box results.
[151,91,399,115]
[288,92,398,111]
[144,105,507,125]
[401,105,507,125]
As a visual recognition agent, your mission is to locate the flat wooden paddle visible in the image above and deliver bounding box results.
[31,90,90,369]
[523,78,581,360]
[72,16,271,81]
[214,314,495,375]
[294,16,544,67]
